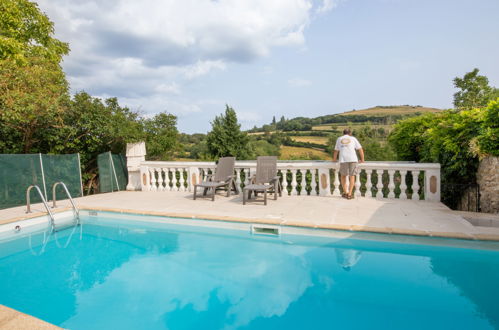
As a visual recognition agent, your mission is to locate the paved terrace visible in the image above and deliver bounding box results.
[1,191,499,241]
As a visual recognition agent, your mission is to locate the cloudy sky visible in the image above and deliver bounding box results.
[37,0,499,133]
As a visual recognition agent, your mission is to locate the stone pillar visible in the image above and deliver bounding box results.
[318,168,331,196]
[126,142,146,191]
[424,167,441,202]
[477,156,499,213]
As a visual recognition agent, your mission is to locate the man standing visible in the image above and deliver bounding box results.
[332,129,365,199]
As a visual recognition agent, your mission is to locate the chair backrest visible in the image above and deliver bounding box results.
[214,157,235,182]
[255,156,277,184]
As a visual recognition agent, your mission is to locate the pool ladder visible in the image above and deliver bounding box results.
[26,182,80,232]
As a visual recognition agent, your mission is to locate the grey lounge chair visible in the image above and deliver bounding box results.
[243,156,282,205]
[193,157,239,201]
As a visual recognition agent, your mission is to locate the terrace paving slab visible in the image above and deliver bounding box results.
[1,190,499,241]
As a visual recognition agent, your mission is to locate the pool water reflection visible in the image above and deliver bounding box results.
[0,215,498,330]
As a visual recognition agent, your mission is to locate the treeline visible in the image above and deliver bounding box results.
[248,109,426,133]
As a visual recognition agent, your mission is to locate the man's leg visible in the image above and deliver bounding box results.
[341,175,347,196]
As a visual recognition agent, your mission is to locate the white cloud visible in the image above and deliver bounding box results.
[154,83,181,95]
[288,78,312,87]
[316,0,336,13]
[35,0,339,131]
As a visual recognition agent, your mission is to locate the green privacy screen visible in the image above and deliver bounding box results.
[97,152,127,193]
[0,154,83,210]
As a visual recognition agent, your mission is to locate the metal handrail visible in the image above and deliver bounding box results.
[26,185,55,232]
[52,182,80,221]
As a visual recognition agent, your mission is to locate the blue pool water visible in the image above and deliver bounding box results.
[1,214,499,330]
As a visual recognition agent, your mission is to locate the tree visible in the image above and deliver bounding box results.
[0,56,69,153]
[206,105,252,159]
[144,112,179,160]
[0,0,69,64]
[453,68,496,110]
[0,0,70,153]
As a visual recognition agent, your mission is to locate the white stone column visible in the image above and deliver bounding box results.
[188,167,200,192]
[290,170,298,195]
[376,170,383,199]
[399,170,408,200]
[387,170,396,199]
[126,142,146,191]
[366,170,373,198]
[424,168,441,202]
[412,171,420,201]
[139,165,150,191]
[310,169,317,196]
[319,168,331,196]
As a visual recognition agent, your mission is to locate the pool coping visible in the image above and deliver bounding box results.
[0,305,61,329]
[77,206,499,242]
[2,205,499,242]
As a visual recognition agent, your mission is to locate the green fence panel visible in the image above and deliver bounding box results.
[42,154,83,201]
[0,154,45,209]
[98,152,127,193]
[0,153,82,210]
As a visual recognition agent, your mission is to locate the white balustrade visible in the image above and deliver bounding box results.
[387,169,396,199]
[399,170,407,200]
[131,160,440,202]
[355,172,361,197]
[310,169,317,196]
[332,169,340,196]
[290,170,297,196]
[412,170,420,201]
[365,170,373,198]
[282,170,289,195]
[375,170,384,198]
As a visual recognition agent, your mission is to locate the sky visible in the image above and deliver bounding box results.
[36,0,499,133]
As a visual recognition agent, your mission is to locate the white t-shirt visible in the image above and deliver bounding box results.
[334,135,362,163]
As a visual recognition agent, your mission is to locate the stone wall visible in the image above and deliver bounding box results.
[477,156,499,214]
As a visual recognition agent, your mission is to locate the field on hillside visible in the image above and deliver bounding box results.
[339,105,441,116]
[312,123,393,131]
[280,146,331,160]
[290,136,329,145]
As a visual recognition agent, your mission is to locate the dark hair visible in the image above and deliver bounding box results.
[343,128,351,135]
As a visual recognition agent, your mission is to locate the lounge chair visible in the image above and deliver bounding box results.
[193,157,239,201]
[243,156,282,205]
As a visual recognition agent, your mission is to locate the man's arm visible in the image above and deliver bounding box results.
[332,150,338,162]
[358,148,365,163]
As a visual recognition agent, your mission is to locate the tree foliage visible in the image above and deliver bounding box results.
[453,68,497,111]
[0,0,69,64]
[389,99,499,207]
[206,105,252,159]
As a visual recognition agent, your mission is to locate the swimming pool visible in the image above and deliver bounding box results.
[1,211,499,330]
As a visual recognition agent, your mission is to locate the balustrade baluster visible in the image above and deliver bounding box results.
[149,168,157,191]
[298,170,305,195]
[310,169,317,195]
[411,171,420,200]
[387,170,396,198]
[376,170,383,198]
[156,168,164,191]
[290,170,298,195]
[399,170,407,199]
[170,168,177,190]
[366,170,373,198]
[179,169,186,191]
[333,169,341,196]
[282,170,289,195]
[236,169,242,190]
[355,171,362,197]
[244,168,251,185]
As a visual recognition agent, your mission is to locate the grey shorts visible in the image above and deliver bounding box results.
[339,162,358,176]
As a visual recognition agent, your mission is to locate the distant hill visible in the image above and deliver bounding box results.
[338,105,442,117]
[247,104,443,133]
